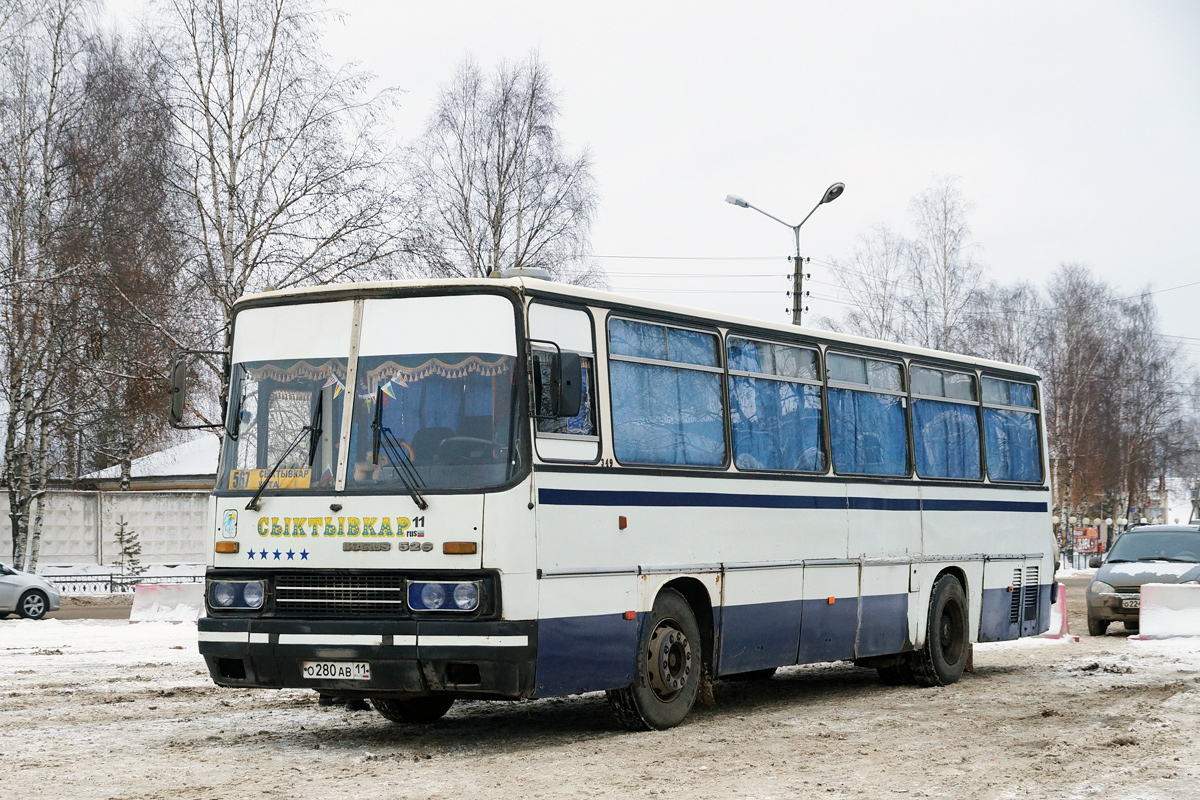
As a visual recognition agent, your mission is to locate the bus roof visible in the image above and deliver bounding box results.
[236,277,1041,379]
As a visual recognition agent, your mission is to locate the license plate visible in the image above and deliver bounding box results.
[301,661,371,680]
[1122,599,1140,609]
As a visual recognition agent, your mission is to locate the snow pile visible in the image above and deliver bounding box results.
[129,583,204,623]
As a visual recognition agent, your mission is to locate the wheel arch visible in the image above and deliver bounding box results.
[934,565,968,596]
[659,577,715,675]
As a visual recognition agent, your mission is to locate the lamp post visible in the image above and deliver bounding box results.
[725,182,845,325]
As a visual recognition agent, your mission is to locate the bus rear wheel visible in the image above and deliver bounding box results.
[910,575,969,687]
[606,588,701,731]
[373,695,454,724]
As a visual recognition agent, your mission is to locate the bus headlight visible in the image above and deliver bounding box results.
[408,581,481,612]
[241,581,265,609]
[421,582,447,610]
[212,582,237,607]
[208,580,266,609]
[453,582,479,610]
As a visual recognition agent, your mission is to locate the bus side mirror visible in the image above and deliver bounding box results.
[168,357,188,427]
[557,352,582,419]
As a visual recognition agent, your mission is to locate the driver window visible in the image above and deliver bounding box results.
[528,302,599,463]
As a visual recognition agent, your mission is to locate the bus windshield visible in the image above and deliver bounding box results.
[346,352,521,492]
[219,358,347,492]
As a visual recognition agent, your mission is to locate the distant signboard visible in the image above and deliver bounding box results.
[1073,526,1100,554]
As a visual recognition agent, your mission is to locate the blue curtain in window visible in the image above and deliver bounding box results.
[828,388,908,475]
[1009,383,1035,407]
[729,377,823,471]
[667,327,718,366]
[913,399,981,479]
[536,359,595,435]
[984,408,1042,482]
[384,375,461,435]
[609,319,666,360]
[727,338,763,373]
[611,362,725,465]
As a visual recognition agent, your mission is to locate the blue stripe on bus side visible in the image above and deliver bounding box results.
[538,488,1046,514]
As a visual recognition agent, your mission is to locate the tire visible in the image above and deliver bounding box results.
[723,667,777,682]
[606,588,701,731]
[876,660,915,686]
[910,575,969,687]
[18,590,48,620]
[372,696,454,724]
[1087,616,1109,636]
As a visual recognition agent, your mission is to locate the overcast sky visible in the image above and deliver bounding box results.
[113,1,1200,367]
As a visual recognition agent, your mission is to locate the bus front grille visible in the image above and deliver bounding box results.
[274,574,406,616]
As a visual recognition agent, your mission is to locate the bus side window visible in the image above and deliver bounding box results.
[608,318,726,467]
[528,302,600,463]
[827,353,909,476]
[981,377,1042,482]
[910,365,981,480]
[534,351,596,436]
[727,335,825,472]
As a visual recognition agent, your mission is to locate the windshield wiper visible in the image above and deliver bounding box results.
[245,395,323,512]
[371,387,429,510]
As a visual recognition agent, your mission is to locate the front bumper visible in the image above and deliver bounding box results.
[197,616,537,700]
[1086,591,1141,622]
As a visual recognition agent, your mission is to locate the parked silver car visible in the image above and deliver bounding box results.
[0,562,61,619]
[1086,524,1200,636]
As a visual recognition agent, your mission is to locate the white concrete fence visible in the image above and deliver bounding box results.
[1,490,209,569]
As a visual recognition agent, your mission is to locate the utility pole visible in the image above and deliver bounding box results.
[725,183,845,328]
[792,251,807,326]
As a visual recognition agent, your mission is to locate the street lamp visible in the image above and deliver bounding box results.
[725,182,845,325]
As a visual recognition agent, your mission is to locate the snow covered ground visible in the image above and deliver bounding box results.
[4,603,1200,800]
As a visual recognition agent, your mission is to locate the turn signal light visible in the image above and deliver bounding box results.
[443,542,478,555]
[215,541,240,554]
[827,596,836,605]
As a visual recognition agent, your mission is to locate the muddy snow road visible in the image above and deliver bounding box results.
[4,595,1200,800]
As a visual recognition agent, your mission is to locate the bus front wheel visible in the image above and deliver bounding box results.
[910,575,969,687]
[606,588,701,731]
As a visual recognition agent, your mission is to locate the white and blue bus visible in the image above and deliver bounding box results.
[178,275,1053,730]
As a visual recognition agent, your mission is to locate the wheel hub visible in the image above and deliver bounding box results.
[647,621,692,699]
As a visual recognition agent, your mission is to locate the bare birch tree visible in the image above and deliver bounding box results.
[964,280,1044,365]
[149,0,411,401]
[818,224,908,341]
[0,0,92,568]
[408,53,604,286]
[902,175,984,351]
